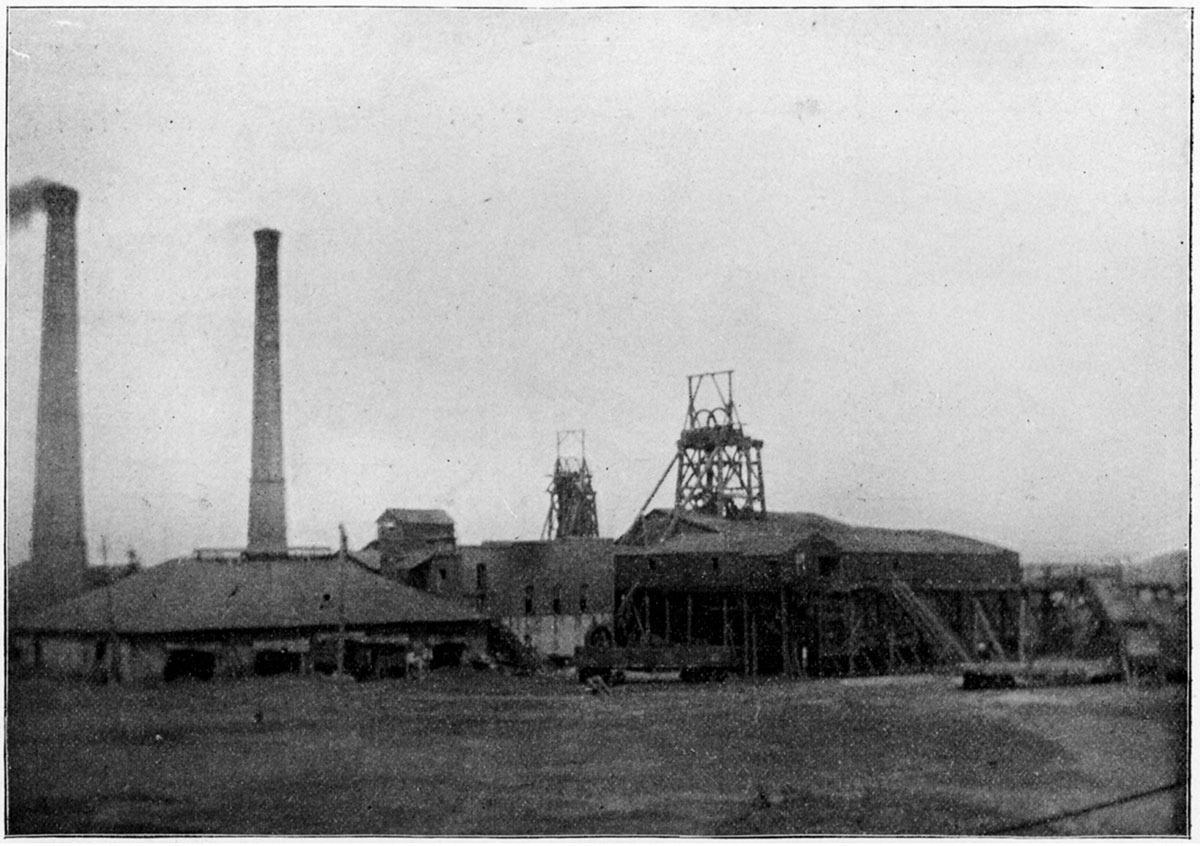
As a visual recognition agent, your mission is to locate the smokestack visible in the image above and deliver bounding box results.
[29,182,88,608]
[246,229,288,556]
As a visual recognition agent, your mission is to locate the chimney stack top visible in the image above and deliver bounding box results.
[41,183,78,218]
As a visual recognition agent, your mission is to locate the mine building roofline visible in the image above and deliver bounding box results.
[377,508,455,526]
[619,507,1017,558]
[14,553,483,637]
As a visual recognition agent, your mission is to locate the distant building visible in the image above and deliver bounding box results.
[359,508,463,597]
[9,550,486,683]
[461,538,615,659]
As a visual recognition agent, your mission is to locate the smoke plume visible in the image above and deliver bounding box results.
[8,178,54,228]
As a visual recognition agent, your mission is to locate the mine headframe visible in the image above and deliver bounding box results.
[542,429,600,540]
[619,371,766,546]
[674,370,765,519]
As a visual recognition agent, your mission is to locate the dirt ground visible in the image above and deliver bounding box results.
[5,670,1187,835]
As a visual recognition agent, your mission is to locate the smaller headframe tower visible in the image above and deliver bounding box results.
[674,370,765,519]
[542,430,600,540]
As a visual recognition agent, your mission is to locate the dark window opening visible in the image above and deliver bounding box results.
[524,585,535,615]
[476,563,489,593]
[164,649,216,682]
[579,582,589,613]
[712,558,720,575]
[818,556,840,577]
[552,583,563,615]
[648,558,657,572]
[254,650,302,677]
[431,642,467,669]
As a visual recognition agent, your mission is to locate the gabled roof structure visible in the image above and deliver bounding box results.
[622,508,1013,558]
[14,554,481,636]
[377,509,454,526]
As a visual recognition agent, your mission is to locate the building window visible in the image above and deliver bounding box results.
[711,558,720,575]
[524,585,535,615]
[648,558,657,572]
[439,567,448,583]
[818,555,839,578]
[579,582,589,613]
[476,563,489,594]
[552,583,563,615]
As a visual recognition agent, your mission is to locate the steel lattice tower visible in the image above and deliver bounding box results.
[673,370,765,519]
[542,430,600,540]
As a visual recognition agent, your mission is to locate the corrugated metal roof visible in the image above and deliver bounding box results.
[626,510,1013,557]
[15,554,482,636]
[377,508,455,526]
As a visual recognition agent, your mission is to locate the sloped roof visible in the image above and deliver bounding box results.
[355,546,383,571]
[625,509,1013,557]
[355,545,448,574]
[377,509,454,526]
[15,554,482,636]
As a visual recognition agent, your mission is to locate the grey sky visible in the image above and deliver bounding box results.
[6,8,1190,568]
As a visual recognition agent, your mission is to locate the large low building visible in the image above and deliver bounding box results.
[10,550,487,682]
[616,508,1021,676]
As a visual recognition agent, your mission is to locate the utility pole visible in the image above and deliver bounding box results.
[101,536,119,682]
[336,524,348,678]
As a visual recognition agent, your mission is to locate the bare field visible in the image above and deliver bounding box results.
[6,671,1186,835]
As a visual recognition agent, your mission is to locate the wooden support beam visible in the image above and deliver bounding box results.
[741,593,750,675]
[780,586,791,677]
[972,596,1007,661]
[750,609,758,677]
[1018,592,1028,663]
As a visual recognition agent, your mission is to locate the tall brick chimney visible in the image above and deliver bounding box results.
[246,229,288,556]
[29,183,88,608]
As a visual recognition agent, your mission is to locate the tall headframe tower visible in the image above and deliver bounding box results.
[674,370,765,519]
[542,430,600,540]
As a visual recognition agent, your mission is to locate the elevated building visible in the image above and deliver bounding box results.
[611,371,1022,677]
[616,509,1019,676]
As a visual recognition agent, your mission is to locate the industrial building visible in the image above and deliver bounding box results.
[460,432,615,659]
[357,508,464,597]
[6,182,1149,687]
[615,508,1019,676]
[461,537,614,659]
[598,371,1024,678]
[10,549,487,682]
[9,225,486,682]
